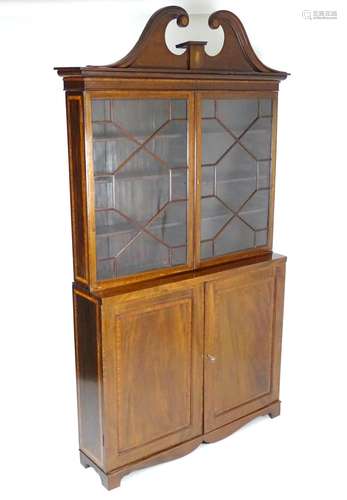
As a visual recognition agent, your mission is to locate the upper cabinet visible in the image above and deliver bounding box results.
[57,6,288,291]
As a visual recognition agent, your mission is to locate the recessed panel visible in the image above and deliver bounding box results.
[204,265,283,433]
[213,280,273,414]
[115,299,192,452]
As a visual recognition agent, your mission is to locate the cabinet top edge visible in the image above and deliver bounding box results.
[80,253,286,299]
[55,67,288,82]
[58,74,281,92]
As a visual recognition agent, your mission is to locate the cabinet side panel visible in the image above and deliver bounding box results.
[66,94,89,283]
[73,291,102,466]
[271,261,286,400]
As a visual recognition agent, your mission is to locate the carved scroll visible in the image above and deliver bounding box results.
[88,5,287,78]
[105,6,190,70]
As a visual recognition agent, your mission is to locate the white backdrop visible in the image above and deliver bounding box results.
[1,1,346,499]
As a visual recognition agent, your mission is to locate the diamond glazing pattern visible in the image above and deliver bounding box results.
[200,98,273,259]
[92,99,189,280]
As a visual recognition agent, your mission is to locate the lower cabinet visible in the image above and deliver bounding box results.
[73,255,286,488]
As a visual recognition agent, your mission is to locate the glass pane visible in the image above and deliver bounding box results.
[216,99,258,136]
[200,97,273,260]
[146,120,187,167]
[202,119,235,165]
[147,201,187,247]
[214,217,254,255]
[171,246,187,265]
[200,197,232,241]
[92,98,189,281]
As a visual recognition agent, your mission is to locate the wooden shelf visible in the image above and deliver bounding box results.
[94,169,187,181]
[96,208,266,238]
[202,176,269,184]
[93,132,184,142]
[201,208,267,223]
[96,219,186,238]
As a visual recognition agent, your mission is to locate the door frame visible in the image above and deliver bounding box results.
[194,90,278,270]
[83,90,196,291]
[203,260,285,433]
[101,281,204,471]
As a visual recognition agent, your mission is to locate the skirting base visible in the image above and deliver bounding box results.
[80,400,281,490]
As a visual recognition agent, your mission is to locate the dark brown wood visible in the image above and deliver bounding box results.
[66,94,89,284]
[73,289,103,467]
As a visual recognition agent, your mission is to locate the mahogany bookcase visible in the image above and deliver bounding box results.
[56,6,288,489]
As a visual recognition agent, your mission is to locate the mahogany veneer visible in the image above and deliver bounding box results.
[57,6,288,489]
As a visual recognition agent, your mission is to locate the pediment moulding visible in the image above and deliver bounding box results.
[56,6,288,81]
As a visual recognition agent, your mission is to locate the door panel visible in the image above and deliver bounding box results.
[90,94,194,283]
[204,261,285,433]
[196,93,276,266]
[102,284,204,470]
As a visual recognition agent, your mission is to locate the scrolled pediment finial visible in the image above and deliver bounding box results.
[104,6,190,70]
[84,5,288,79]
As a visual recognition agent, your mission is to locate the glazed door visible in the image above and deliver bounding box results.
[87,92,194,287]
[102,283,204,470]
[196,92,276,267]
[204,261,285,433]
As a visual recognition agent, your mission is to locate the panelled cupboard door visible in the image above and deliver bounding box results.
[101,284,204,470]
[204,261,285,433]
